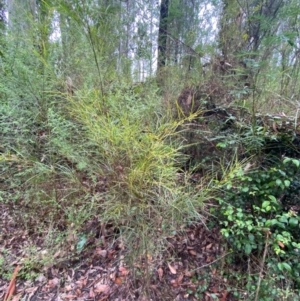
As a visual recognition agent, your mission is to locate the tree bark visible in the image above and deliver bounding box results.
[157,0,169,72]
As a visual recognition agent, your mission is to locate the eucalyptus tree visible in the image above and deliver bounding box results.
[118,0,135,77]
[0,0,5,53]
[55,0,128,90]
[0,0,5,31]
[156,0,218,79]
[157,0,169,73]
[218,0,286,58]
[130,0,159,80]
[276,0,300,98]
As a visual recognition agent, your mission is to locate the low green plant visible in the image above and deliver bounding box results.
[215,157,300,292]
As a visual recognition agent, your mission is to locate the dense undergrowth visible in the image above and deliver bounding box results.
[1,4,300,300]
[2,73,300,299]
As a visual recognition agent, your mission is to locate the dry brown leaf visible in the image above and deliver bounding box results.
[278,241,285,248]
[114,277,123,285]
[25,286,38,300]
[157,267,163,281]
[63,294,77,300]
[65,285,72,291]
[119,266,129,276]
[48,278,59,288]
[76,277,88,289]
[176,273,184,285]
[167,263,177,274]
[51,268,59,277]
[12,294,22,301]
[206,243,212,250]
[107,250,115,259]
[220,290,229,301]
[96,248,107,258]
[184,269,192,277]
[53,249,66,258]
[109,272,116,281]
[146,253,153,263]
[210,286,219,293]
[170,274,184,287]
[206,256,214,262]
[89,287,95,298]
[25,287,38,294]
[189,249,197,256]
[94,283,110,294]
[170,279,179,287]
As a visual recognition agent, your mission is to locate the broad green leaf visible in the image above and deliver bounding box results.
[289,217,298,227]
[76,235,87,253]
[278,216,288,223]
[265,219,277,227]
[226,184,232,190]
[262,201,270,208]
[216,142,227,148]
[282,262,292,272]
[244,243,252,255]
[268,195,277,203]
[248,234,254,241]
[242,187,249,192]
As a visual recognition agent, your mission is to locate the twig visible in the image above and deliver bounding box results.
[254,230,270,301]
[294,108,299,130]
[191,251,232,272]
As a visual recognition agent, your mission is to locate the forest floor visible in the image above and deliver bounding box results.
[0,200,238,301]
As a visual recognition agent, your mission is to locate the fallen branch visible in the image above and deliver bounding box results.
[4,265,20,301]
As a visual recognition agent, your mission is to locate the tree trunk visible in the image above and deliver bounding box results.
[0,0,5,32]
[157,0,169,72]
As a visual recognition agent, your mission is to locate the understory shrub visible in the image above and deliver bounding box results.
[1,81,210,265]
[216,156,300,289]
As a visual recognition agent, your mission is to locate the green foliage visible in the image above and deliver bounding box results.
[216,157,300,289]
[0,73,209,278]
[1,0,300,298]
[66,85,190,228]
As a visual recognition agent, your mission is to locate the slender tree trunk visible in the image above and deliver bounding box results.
[157,0,169,72]
[0,0,5,32]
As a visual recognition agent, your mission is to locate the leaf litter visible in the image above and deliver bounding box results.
[0,202,238,300]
